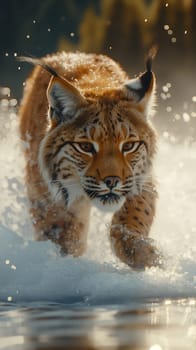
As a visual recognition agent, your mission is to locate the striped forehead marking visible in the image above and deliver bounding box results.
[85,110,137,141]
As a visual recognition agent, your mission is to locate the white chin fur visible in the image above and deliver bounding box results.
[92,197,125,212]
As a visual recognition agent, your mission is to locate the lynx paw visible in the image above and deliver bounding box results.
[124,237,163,269]
[111,231,163,270]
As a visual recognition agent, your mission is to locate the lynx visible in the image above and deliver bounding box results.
[19,51,161,269]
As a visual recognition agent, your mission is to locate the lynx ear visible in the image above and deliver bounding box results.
[125,71,155,102]
[47,76,86,123]
[124,49,157,116]
[18,56,86,123]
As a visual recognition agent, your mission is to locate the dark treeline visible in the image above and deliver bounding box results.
[67,0,196,76]
[1,0,195,139]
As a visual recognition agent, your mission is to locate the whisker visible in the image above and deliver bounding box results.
[135,181,154,188]
[134,173,152,178]
[121,184,132,190]
[83,185,100,190]
[135,181,156,192]
[85,190,98,199]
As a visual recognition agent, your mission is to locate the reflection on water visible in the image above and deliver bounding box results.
[0,299,195,349]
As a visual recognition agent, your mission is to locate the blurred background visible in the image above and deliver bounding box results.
[0,0,195,141]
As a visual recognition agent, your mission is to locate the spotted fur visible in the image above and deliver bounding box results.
[19,52,161,268]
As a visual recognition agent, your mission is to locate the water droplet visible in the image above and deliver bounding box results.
[164,24,169,30]
[163,131,169,138]
[144,18,148,23]
[184,30,188,35]
[1,99,9,108]
[13,52,18,57]
[5,259,10,265]
[33,19,36,24]
[165,2,169,7]
[9,99,18,107]
[5,52,9,57]
[162,86,169,92]
[160,92,167,100]
[7,296,13,302]
[47,28,51,32]
[171,37,176,43]
[26,34,30,39]
[168,29,173,35]
[192,96,196,102]
[174,113,181,120]
[166,106,172,112]
[70,32,75,37]
[18,66,21,71]
[183,112,190,122]
[1,87,10,96]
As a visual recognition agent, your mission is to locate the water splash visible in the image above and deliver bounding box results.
[0,92,196,303]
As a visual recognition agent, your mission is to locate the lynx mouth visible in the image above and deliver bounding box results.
[84,188,126,211]
[84,188,123,203]
[93,193,125,212]
[97,193,121,205]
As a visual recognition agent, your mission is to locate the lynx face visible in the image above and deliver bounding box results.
[39,70,156,211]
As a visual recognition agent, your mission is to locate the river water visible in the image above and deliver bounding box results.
[0,299,195,349]
[0,92,195,349]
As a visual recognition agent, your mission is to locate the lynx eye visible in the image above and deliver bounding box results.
[77,142,96,154]
[122,141,143,153]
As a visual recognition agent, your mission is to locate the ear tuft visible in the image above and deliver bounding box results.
[145,45,158,72]
[123,47,157,114]
[18,56,59,77]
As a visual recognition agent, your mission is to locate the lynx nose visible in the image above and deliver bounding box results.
[104,176,120,190]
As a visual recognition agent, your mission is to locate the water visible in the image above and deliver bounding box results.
[0,92,196,349]
[0,300,195,349]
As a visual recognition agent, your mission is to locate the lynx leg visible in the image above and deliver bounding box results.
[31,198,90,256]
[110,186,161,269]
[28,182,91,256]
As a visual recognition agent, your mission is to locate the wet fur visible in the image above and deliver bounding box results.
[19,51,161,269]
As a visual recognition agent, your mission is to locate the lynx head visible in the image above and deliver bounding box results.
[38,54,157,211]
